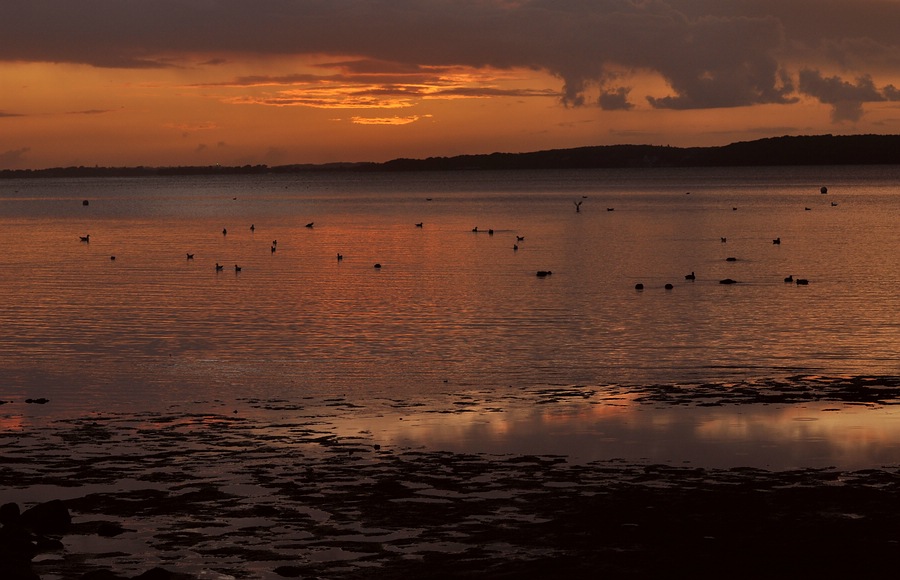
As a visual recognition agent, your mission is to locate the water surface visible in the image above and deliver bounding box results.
[2,166,898,468]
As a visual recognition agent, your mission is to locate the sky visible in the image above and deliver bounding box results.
[4,0,900,169]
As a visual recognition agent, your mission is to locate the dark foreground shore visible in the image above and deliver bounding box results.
[3,376,900,579]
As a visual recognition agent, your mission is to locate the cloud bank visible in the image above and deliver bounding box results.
[4,1,900,121]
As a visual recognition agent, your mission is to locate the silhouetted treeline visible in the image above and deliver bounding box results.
[378,135,900,171]
[4,134,900,178]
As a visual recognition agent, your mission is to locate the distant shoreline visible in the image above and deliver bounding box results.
[4,133,900,178]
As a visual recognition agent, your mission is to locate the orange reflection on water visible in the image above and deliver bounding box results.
[338,395,900,470]
[0,414,26,432]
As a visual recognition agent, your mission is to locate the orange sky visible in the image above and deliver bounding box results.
[4,1,900,170]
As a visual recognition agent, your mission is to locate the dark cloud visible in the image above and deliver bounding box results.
[798,69,900,122]
[599,88,632,111]
[3,1,900,115]
[0,147,31,167]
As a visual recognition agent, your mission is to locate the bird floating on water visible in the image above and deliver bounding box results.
[773,237,781,244]
[784,275,793,283]
[306,222,314,228]
[635,283,644,290]
[234,264,242,272]
[250,224,255,232]
[222,228,227,236]
[536,270,552,277]
[337,253,343,261]
[685,272,695,280]
[415,222,423,228]
[665,283,674,290]
[79,234,90,242]
[215,263,224,271]
[821,186,828,194]
[796,278,809,285]
[186,253,194,260]
[574,201,583,213]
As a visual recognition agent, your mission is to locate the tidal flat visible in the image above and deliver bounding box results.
[3,377,900,579]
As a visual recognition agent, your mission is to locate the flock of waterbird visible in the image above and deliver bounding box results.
[77,185,831,284]
[78,218,367,273]
[629,187,832,291]
[631,232,808,291]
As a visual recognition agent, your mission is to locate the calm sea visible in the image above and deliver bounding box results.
[2,165,899,468]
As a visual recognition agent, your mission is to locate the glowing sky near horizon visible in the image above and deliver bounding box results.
[4,0,900,170]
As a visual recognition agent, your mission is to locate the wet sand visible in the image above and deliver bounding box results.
[3,376,900,579]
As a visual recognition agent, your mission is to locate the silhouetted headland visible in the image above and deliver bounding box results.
[6,134,900,177]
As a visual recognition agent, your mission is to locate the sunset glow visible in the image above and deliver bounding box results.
[4,1,900,169]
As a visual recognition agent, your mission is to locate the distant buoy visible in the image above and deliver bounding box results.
[82,199,89,206]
